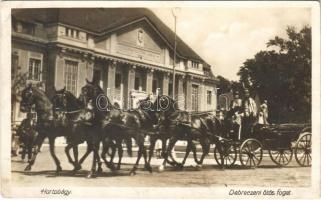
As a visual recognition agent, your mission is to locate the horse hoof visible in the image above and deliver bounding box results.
[129,170,136,176]
[55,166,62,174]
[24,165,31,171]
[106,163,116,171]
[144,164,152,173]
[196,164,203,168]
[73,165,82,172]
[174,163,183,170]
[97,167,103,174]
[158,165,165,172]
[116,166,121,170]
[86,171,97,178]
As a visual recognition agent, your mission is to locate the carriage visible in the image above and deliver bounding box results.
[213,122,312,168]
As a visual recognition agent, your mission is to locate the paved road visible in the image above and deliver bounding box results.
[11,146,310,187]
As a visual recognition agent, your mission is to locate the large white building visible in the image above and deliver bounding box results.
[11,8,218,122]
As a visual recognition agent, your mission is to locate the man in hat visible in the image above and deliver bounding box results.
[258,100,269,125]
[242,89,257,138]
[227,91,243,140]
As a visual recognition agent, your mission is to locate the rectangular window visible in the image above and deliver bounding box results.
[28,58,41,81]
[152,79,158,94]
[64,60,78,95]
[207,90,212,104]
[115,73,122,89]
[134,77,140,90]
[192,61,198,69]
[168,82,173,97]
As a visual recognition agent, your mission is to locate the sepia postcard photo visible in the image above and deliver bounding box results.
[0,1,320,199]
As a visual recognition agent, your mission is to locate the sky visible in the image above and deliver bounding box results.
[151,7,311,81]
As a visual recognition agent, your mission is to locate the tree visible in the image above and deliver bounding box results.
[237,26,311,123]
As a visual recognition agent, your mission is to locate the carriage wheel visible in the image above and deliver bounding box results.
[294,132,311,167]
[214,144,237,167]
[239,139,263,168]
[269,149,293,166]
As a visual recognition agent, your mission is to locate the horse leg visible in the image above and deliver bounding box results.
[161,138,167,158]
[116,139,123,170]
[159,136,178,171]
[96,141,103,174]
[101,139,115,171]
[197,138,210,165]
[178,140,192,169]
[24,133,46,171]
[21,145,26,161]
[78,141,92,165]
[65,143,75,166]
[27,139,33,162]
[87,142,100,178]
[129,135,144,176]
[107,139,117,170]
[148,136,157,165]
[142,139,152,173]
[73,146,82,171]
[48,137,62,174]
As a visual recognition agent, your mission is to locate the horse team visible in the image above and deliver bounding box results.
[19,79,225,178]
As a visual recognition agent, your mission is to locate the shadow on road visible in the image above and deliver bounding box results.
[12,170,133,178]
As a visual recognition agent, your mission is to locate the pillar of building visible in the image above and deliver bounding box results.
[185,76,192,111]
[177,75,185,109]
[162,72,169,96]
[55,53,65,90]
[125,65,136,109]
[199,79,205,111]
[107,61,116,100]
[146,69,154,94]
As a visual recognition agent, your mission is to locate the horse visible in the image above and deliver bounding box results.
[52,87,107,177]
[151,95,225,170]
[19,84,79,173]
[100,95,163,174]
[78,80,152,175]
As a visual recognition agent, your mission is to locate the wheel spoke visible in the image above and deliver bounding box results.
[284,153,289,162]
[245,156,250,165]
[252,157,256,166]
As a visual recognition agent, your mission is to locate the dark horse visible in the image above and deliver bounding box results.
[100,95,158,175]
[52,87,107,177]
[76,80,152,175]
[149,95,224,171]
[20,85,80,173]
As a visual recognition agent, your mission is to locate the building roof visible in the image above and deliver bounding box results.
[12,8,209,66]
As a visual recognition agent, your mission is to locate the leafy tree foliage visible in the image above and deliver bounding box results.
[216,75,243,96]
[237,26,311,123]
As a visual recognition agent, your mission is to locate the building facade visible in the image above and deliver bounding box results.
[11,8,218,122]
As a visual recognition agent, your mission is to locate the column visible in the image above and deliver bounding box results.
[125,65,135,109]
[185,76,192,111]
[199,79,205,111]
[177,75,185,109]
[162,72,169,95]
[107,61,116,100]
[55,52,65,90]
[146,69,154,94]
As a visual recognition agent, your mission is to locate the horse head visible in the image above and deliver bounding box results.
[20,84,36,113]
[152,95,179,124]
[20,84,52,117]
[79,80,113,113]
[52,87,67,111]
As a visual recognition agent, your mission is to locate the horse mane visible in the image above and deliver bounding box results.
[32,87,52,105]
[31,86,53,113]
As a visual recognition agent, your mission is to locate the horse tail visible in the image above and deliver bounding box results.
[125,137,132,157]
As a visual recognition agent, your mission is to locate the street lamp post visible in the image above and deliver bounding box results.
[172,8,179,100]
